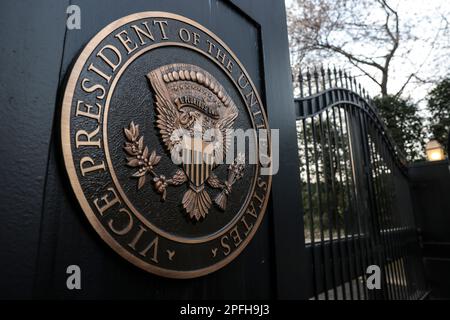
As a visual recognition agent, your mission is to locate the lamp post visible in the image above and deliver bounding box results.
[425,139,445,162]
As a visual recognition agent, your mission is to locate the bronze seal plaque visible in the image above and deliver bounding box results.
[61,12,271,278]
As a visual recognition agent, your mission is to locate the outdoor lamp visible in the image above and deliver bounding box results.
[425,139,445,161]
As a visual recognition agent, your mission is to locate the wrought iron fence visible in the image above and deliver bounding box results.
[294,67,427,300]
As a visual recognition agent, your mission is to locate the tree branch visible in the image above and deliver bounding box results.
[317,42,384,70]
[348,59,381,86]
[394,73,415,98]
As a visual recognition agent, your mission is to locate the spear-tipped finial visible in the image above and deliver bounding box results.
[313,66,320,94]
[327,66,333,88]
[333,66,338,87]
[343,71,349,89]
[298,68,304,98]
[306,67,312,96]
[348,72,354,90]
[320,65,326,90]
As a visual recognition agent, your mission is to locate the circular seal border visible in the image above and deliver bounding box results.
[61,11,272,278]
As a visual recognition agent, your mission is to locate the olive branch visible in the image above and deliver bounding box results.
[123,121,187,201]
[207,153,245,210]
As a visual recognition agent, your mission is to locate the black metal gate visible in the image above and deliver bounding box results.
[294,67,427,299]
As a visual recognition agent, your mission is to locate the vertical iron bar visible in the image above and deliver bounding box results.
[389,153,412,299]
[327,67,333,89]
[306,69,312,96]
[324,107,347,299]
[313,67,320,95]
[298,69,304,98]
[364,113,394,300]
[321,66,327,91]
[380,143,408,298]
[335,106,362,300]
[369,127,400,300]
[330,106,356,300]
[344,72,349,90]
[373,129,402,300]
[311,113,329,300]
[363,115,395,300]
[333,67,338,88]
[317,103,338,299]
[349,105,378,299]
[302,117,319,299]
[346,94,371,299]
[355,109,384,300]
[343,106,370,299]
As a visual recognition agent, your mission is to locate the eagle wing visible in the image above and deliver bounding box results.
[148,71,180,151]
[215,104,238,159]
[154,94,179,151]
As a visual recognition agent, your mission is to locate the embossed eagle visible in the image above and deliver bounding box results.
[147,64,239,221]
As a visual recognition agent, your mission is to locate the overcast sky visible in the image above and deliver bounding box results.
[285,0,450,113]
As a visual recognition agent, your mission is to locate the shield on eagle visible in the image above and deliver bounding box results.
[147,64,238,221]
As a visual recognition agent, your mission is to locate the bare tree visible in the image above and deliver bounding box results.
[287,0,449,97]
